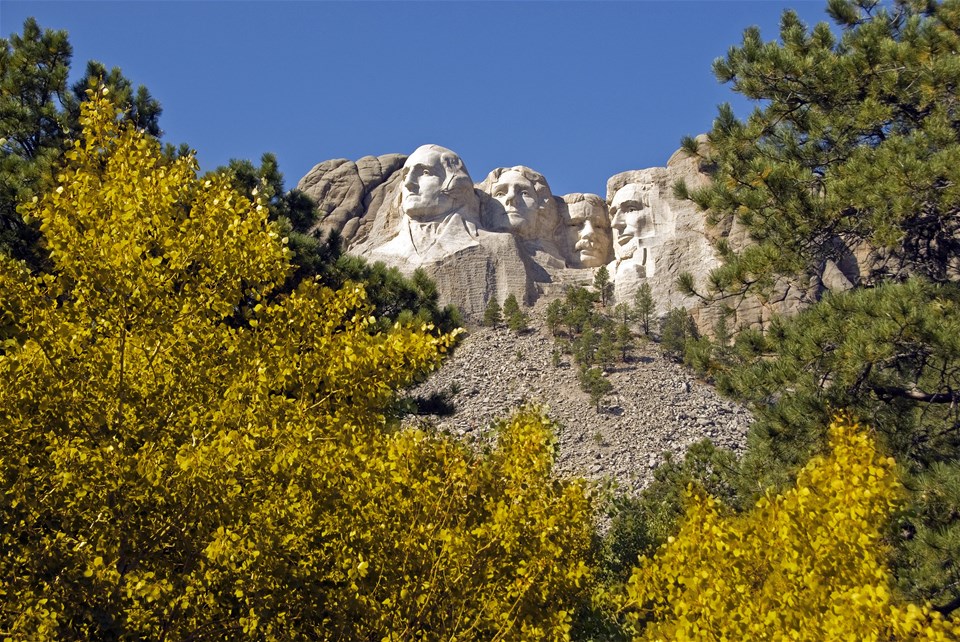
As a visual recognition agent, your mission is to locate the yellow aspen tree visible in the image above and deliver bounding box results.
[0,92,594,640]
[618,417,960,641]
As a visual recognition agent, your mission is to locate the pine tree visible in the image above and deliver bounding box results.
[579,367,613,412]
[1,19,163,272]
[596,326,618,371]
[218,153,324,290]
[573,324,600,368]
[483,296,502,328]
[659,307,698,362]
[502,293,528,333]
[720,279,960,609]
[683,0,960,293]
[562,286,598,334]
[677,0,960,611]
[615,321,633,361]
[634,282,655,336]
[545,298,565,336]
[593,265,613,307]
[0,18,72,269]
[68,60,162,136]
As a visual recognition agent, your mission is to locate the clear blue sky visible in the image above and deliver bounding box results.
[2,1,831,197]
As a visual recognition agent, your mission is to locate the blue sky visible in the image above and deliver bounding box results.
[3,1,831,196]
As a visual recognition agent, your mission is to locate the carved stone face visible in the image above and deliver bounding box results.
[609,183,652,261]
[400,146,455,221]
[566,197,612,268]
[491,170,540,238]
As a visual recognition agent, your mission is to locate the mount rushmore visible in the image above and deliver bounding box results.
[296,141,855,331]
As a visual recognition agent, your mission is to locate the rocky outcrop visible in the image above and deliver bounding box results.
[297,153,406,242]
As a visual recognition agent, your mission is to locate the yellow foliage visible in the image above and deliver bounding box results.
[618,417,960,641]
[0,93,593,639]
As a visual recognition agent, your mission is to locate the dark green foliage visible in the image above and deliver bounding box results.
[634,283,655,336]
[596,326,618,371]
[602,440,742,581]
[545,299,564,336]
[410,389,457,416]
[677,309,736,377]
[616,321,633,361]
[579,366,613,411]
[68,60,162,136]
[547,287,633,402]
[684,3,960,609]
[659,307,699,362]
[551,348,563,368]
[688,0,960,294]
[1,19,167,273]
[216,153,324,290]
[333,258,462,335]
[0,18,72,270]
[712,309,732,353]
[0,17,458,339]
[483,297,502,328]
[502,293,528,333]
[573,325,601,368]
[560,286,599,335]
[593,265,614,306]
[718,279,960,608]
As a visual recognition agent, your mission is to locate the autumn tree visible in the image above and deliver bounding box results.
[0,18,73,269]
[612,417,960,641]
[68,59,162,136]
[0,93,594,639]
[0,19,164,272]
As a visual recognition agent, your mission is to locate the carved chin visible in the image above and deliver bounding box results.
[509,216,536,238]
[615,237,639,261]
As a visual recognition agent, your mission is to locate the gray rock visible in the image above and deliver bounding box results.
[297,153,406,243]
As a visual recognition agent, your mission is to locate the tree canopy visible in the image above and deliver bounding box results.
[614,417,960,640]
[684,0,960,294]
[0,91,594,640]
[662,0,960,612]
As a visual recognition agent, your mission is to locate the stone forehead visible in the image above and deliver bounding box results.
[484,165,552,196]
[495,169,536,185]
[405,144,459,167]
[611,183,651,208]
[567,199,609,226]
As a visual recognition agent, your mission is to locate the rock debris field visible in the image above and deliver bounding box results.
[405,307,753,496]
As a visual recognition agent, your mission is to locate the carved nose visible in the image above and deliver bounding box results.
[403,174,417,192]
